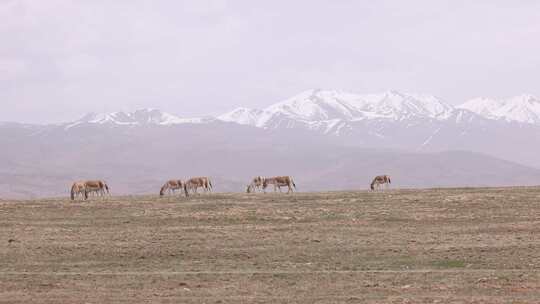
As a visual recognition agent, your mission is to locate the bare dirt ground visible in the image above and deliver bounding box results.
[1,187,540,303]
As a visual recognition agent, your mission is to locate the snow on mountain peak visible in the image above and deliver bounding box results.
[506,94,539,107]
[459,95,540,124]
[350,91,453,120]
[63,91,540,133]
[215,89,459,132]
[261,89,363,122]
[458,98,502,119]
[499,94,540,123]
[218,107,263,126]
[66,108,208,129]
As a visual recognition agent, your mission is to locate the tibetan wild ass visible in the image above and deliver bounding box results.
[185,177,212,195]
[246,176,264,193]
[262,176,296,194]
[160,180,187,197]
[370,175,391,191]
[70,180,109,200]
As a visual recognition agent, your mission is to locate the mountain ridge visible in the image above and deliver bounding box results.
[12,89,537,131]
[2,89,540,177]
[458,94,540,124]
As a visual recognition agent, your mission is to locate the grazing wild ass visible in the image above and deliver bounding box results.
[370,175,391,191]
[70,180,109,200]
[262,176,296,194]
[246,176,264,193]
[160,180,187,197]
[185,177,213,195]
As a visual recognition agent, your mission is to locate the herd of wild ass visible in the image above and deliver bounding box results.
[70,175,392,200]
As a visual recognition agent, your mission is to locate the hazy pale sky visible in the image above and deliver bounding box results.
[2,0,540,123]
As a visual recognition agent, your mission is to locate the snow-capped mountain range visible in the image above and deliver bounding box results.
[57,89,540,168]
[65,90,540,132]
[218,89,540,129]
[458,94,540,124]
[59,89,540,168]
[218,90,461,134]
[219,90,455,126]
[65,108,213,129]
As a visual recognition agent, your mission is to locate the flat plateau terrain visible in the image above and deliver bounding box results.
[1,187,540,303]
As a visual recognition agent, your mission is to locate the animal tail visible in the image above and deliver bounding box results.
[184,183,189,197]
[291,177,296,189]
[104,182,110,194]
[209,179,213,190]
[370,178,376,191]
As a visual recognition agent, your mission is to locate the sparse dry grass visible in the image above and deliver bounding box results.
[1,187,540,303]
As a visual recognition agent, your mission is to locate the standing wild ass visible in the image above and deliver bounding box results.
[246,176,264,193]
[185,177,213,195]
[160,180,187,197]
[370,175,391,191]
[70,180,109,200]
[262,176,296,194]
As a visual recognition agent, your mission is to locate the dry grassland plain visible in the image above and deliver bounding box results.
[1,187,540,303]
